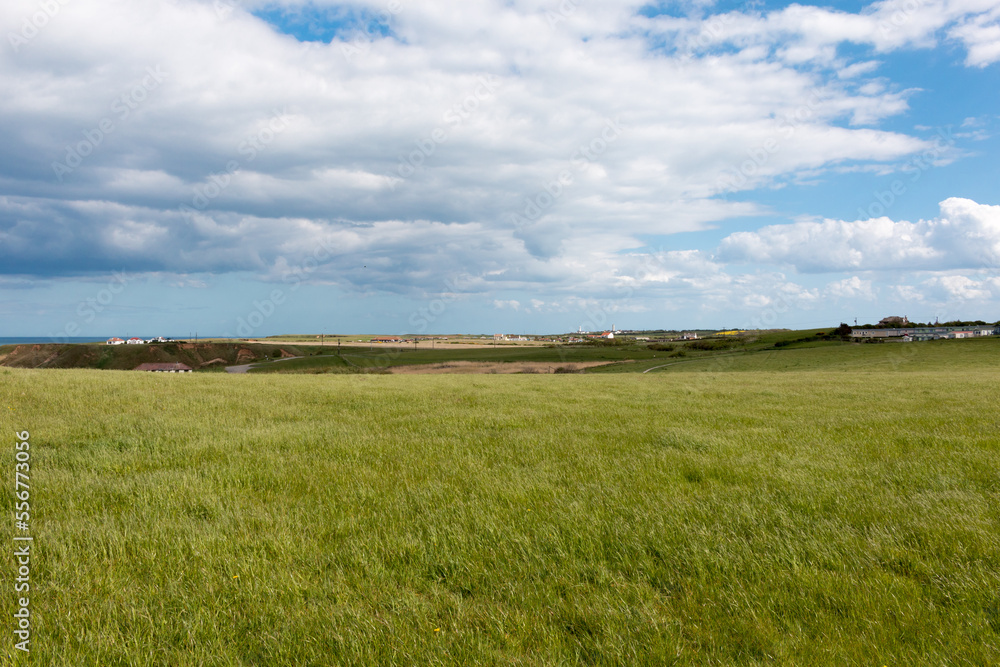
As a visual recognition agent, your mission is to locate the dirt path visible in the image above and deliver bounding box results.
[243,339,552,350]
[226,356,303,374]
[641,350,769,373]
[389,361,612,374]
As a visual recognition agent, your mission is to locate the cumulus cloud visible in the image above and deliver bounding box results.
[717,198,1000,273]
[948,6,1000,67]
[825,276,877,300]
[921,274,1000,301]
[641,0,1000,65]
[0,0,997,334]
[0,2,989,272]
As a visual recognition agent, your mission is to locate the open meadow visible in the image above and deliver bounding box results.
[2,339,1000,665]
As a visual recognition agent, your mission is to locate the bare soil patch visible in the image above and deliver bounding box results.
[244,339,552,350]
[388,361,611,375]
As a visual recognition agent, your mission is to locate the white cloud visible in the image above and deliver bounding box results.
[641,0,1000,65]
[922,274,998,301]
[717,198,1000,272]
[892,284,925,302]
[0,1,986,281]
[0,0,997,332]
[948,7,1000,67]
[826,276,877,300]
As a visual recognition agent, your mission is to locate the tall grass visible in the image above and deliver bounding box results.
[1,357,999,665]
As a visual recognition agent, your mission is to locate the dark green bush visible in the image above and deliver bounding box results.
[685,339,735,351]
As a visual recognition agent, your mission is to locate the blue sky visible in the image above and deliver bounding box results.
[1,0,998,338]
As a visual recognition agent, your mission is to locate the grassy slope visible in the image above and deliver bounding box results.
[246,344,666,373]
[608,335,1000,374]
[247,330,849,374]
[0,330,840,374]
[1,344,999,665]
[0,342,309,371]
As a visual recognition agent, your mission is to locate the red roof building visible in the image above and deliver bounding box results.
[134,363,193,373]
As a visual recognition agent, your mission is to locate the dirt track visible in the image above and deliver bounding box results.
[388,361,612,374]
[245,340,552,350]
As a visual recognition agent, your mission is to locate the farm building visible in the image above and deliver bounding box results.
[106,337,124,345]
[134,363,193,373]
[851,326,995,341]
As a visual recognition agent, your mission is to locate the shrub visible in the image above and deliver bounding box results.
[584,338,629,347]
[685,339,735,351]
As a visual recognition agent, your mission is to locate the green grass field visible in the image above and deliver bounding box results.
[247,343,666,374]
[244,329,842,374]
[2,339,999,665]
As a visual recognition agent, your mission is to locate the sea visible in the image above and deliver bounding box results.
[0,337,140,345]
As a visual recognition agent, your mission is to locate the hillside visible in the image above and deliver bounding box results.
[0,341,310,371]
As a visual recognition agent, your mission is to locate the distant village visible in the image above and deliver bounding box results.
[103,337,194,373]
[105,336,175,345]
[368,325,711,345]
[102,316,999,376]
[849,316,1000,341]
